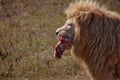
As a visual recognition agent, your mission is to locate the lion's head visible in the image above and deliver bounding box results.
[54,1,120,60]
[54,1,98,59]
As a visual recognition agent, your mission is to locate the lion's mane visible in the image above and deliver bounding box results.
[65,1,120,80]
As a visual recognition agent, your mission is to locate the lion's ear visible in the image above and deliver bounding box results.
[75,11,93,25]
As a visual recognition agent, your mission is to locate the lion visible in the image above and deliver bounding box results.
[54,0,120,80]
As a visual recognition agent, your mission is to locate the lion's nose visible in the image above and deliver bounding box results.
[56,31,59,36]
[55,29,60,36]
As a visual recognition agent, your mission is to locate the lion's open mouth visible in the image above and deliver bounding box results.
[54,36,72,59]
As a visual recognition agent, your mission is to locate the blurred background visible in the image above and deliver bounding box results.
[0,0,120,80]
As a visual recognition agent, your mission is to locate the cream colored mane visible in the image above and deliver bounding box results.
[64,0,120,19]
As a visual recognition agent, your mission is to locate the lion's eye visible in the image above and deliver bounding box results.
[67,24,73,30]
[67,25,72,29]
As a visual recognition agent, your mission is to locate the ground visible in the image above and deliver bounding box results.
[0,0,119,80]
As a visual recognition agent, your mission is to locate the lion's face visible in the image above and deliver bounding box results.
[54,18,76,59]
[56,18,75,43]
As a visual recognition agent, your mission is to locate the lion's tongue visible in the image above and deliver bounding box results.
[54,36,71,59]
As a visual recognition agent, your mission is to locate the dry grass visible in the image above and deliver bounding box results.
[0,0,119,80]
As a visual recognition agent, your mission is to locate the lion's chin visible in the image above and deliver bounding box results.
[54,36,72,59]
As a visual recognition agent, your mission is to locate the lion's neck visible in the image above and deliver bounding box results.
[71,39,119,80]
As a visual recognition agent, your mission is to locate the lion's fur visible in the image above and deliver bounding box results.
[65,1,120,80]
